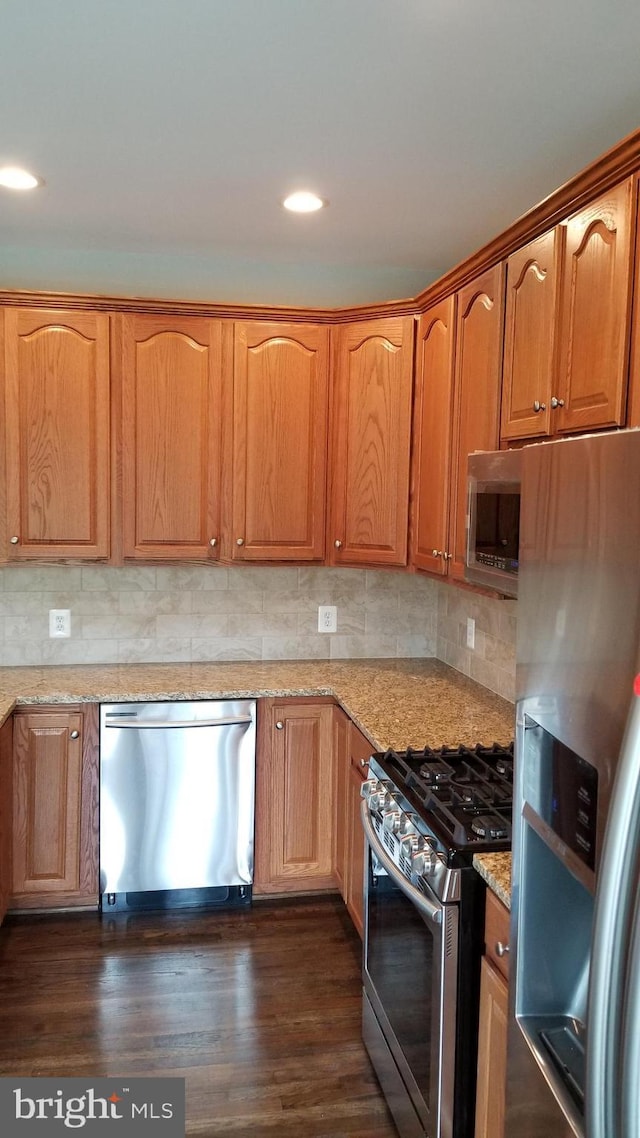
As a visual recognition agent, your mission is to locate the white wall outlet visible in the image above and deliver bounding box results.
[49,609,71,638]
[318,605,338,633]
[466,617,475,650]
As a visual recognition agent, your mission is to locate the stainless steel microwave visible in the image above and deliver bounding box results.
[465,448,521,596]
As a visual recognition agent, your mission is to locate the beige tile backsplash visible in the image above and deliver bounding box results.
[0,565,516,701]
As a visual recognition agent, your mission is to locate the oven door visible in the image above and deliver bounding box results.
[361,803,458,1138]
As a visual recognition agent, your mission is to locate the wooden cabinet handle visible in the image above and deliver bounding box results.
[334,540,343,549]
[236,538,244,546]
[532,400,546,413]
[495,940,510,957]
[550,396,565,409]
[209,537,217,547]
[10,536,19,544]
[432,549,442,557]
[70,730,80,740]
[275,721,284,730]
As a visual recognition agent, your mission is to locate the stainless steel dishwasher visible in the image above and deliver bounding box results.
[99,699,256,913]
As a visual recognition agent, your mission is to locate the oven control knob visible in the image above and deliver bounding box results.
[398,814,417,837]
[360,778,383,807]
[412,841,438,876]
[382,809,401,833]
[400,832,419,857]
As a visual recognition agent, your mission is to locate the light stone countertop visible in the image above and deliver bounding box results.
[0,657,515,901]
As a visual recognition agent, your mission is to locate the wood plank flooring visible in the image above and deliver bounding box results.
[0,896,398,1137]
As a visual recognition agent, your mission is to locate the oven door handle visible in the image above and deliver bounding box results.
[360,800,442,926]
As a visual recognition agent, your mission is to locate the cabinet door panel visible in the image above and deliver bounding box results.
[232,322,329,560]
[330,317,414,566]
[556,178,635,433]
[0,718,12,925]
[450,266,505,580]
[12,712,83,895]
[3,308,110,558]
[254,701,335,893]
[474,957,508,1138]
[411,297,456,575]
[500,230,561,441]
[121,315,223,559]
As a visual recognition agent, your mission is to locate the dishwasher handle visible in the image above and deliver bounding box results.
[103,715,253,730]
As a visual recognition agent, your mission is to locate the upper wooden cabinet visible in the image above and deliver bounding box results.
[1,307,110,560]
[230,322,329,561]
[500,229,562,441]
[448,265,505,582]
[329,316,414,566]
[555,178,635,434]
[501,178,637,442]
[410,297,456,576]
[119,314,227,560]
[410,272,504,584]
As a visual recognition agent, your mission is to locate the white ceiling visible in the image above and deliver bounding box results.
[2,0,640,307]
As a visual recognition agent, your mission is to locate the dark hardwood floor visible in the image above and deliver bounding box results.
[0,896,398,1137]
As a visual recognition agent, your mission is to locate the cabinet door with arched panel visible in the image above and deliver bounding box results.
[120,314,226,561]
[329,316,414,567]
[2,307,110,559]
[231,322,329,561]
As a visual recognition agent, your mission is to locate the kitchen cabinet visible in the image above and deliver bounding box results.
[475,889,510,1138]
[119,314,228,561]
[1,307,110,560]
[624,176,640,429]
[501,179,636,442]
[500,229,562,441]
[333,709,371,937]
[254,699,336,894]
[329,316,414,567]
[230,321,330,560]
[410,296,456,576]
[11,705,99,909]
[410,269,504,583]
[0,717,13,926]
[442,266,505,582]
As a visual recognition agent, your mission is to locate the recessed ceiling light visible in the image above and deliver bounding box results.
[0,166,43,190]
[282,191,327,213]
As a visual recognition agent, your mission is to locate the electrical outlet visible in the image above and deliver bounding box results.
[466,617,475,650]
[318,605,337,633]
[49,609,71,638]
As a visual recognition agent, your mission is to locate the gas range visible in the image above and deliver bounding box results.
[361,740,513,903]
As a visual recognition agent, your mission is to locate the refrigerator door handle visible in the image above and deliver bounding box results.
[620,880,640,1138]
[586,684,640,1138]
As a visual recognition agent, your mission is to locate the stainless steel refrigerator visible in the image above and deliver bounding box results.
[505,427,640,1138]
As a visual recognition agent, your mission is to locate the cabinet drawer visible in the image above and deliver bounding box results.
[485,890,511,982]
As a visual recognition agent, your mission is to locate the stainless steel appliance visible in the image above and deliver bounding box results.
[466,448,521,596]
[100,699,256,913]
[505,428,640,1137]
[361,741,514,1138]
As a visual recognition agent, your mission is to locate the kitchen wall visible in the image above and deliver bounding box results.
[0,564,516,701]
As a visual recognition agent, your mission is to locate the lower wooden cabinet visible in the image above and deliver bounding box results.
[11,706,99,909]
[475,890,510,1138]
[0,717,13,925]
[253,699,337,894]
[334,708,372,938]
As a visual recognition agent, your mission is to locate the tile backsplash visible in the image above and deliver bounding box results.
[0,564,516,701]
[436,583,516,703]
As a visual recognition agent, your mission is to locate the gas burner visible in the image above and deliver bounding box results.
[370,740,514,854]
[471,814,510,840]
